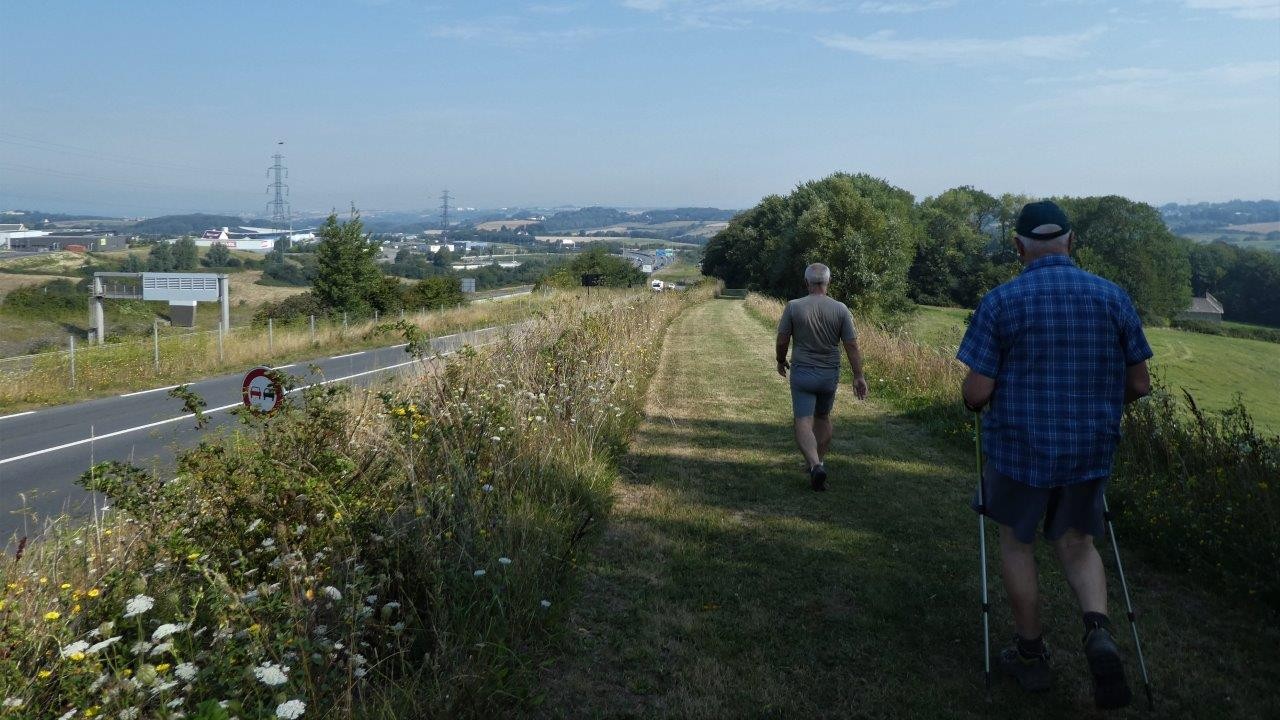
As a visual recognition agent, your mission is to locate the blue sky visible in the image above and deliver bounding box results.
[1,0,1277,216]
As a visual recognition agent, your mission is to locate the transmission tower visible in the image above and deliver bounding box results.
[439,189,452,233]
[266,144,291,244]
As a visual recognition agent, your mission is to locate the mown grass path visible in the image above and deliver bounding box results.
[541,298,1277,719]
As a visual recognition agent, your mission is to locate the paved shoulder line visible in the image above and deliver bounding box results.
[120,384,181,398]
[0,411,36,421]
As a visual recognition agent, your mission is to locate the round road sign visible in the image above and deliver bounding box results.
[242,366,284,415]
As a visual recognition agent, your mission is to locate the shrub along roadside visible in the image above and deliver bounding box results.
[0,289,702,718]
[744,293,1280,612]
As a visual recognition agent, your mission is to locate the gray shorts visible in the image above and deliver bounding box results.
[971,464,1107,544]
[790,364,839,418]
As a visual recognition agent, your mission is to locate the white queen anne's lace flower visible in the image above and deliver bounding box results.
[321,586,342,601]
[2,698,24,709]
[123,594,155,618]
[276,699,306,718]
[87,636,122,654]
[60,640,90,658]
[151,623,187,641]
[174,662,198,681]
[253,661,290,686]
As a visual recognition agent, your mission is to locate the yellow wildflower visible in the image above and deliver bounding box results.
[60,582,71,590]
[38,577,48,585]
[72,604,81,613]
[69,651,86,662]
[86,588,101,598]
[84,707,100,718]
[155,663,171,673]
[305,588,314,602]
[44,611,61,621]
[37,670,52,679]
[187,552,199,561]
[248,623,261,634]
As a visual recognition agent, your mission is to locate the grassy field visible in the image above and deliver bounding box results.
[910,306,1280,433]
[540,298,1278,718]
[651,261,705,284]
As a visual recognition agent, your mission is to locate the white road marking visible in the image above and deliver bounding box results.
[275,364,296,369]
[0,411,36,421]
[329,351,364,360]
[119,384,180,398]
[0,354,447,467]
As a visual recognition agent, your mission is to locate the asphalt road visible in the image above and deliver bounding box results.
[0,323,512,540]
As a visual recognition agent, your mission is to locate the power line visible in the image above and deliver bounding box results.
[440,188,451,233]
[266,145,290,231]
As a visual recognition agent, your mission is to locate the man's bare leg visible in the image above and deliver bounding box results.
[1053,529,1107,615]
[794,416,821,469]
[999,526,1042,639]
[814,414,832,464]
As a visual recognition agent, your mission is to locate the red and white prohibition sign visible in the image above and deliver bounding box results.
[241,365,284,415]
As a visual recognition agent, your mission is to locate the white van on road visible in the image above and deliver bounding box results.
[650,280,664,292]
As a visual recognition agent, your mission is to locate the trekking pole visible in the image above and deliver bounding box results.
[974,415,992,701]
[1102,494,1155,710]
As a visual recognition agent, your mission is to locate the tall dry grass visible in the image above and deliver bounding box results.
[0,291,579,411]
[0,287,706,718]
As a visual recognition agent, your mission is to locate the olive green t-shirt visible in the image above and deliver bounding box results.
[778,294,856,369]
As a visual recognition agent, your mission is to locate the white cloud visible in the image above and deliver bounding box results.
[1019,60,1280,112]
[857,0,955,13]
[1184,0,1280,20]
[818,25,1106,63]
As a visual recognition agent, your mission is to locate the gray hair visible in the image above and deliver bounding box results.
[804,263,831,286]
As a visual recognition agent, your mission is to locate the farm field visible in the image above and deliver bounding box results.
[909,306,1280,433]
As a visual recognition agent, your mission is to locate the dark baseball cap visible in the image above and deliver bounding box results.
[1016,201,1072,241]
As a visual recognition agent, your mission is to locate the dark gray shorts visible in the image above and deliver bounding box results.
[971,464,1107,544]
[790,364,839,418]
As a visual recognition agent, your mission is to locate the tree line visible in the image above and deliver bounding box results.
[702,172,1278,327]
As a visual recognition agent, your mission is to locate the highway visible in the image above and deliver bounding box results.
[0,324,509,539]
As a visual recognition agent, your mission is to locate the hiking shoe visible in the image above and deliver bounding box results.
[998,642,1053,693]
[1084,624,1132,710]
[809,464,827,492]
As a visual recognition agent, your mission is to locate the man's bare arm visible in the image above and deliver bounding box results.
[843,339,868,399]
[1125,361,1151,404]
[776,332,791,377]
[962,370,995,412]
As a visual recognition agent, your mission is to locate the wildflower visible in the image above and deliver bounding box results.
[148,641,174,657]
[498,557,512,565]
[321,586,342,601]
[152,623,187,641]
[39,577,48,584]
[55,710,75,720]
[253,662,289,686]
[2,698,24,709]
[59,582,71,590]
[123,594,154,618]
[154,663,171,673]
[44,610,61,621]
[261,538,276,549]
[119,709,139,719]
[540,599,552,608]
[87,636,122,654]
[83,707,99,718]
[175,662,197,681]
[186,552,199,561]
[246,518,263,532]
[86,588,101,598]
[150,680,177,693]
[473,569,486,577]
[60,640,91,658]
[276,699,306,719]
[37,670,53,679]
[482,484,494,493]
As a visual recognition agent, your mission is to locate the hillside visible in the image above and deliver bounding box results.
[128,213,273,235]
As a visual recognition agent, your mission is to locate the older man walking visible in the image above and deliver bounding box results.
[776,263,868,491]
[957,201,1152,709]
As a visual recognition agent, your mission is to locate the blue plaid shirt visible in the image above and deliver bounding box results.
[957,255,1153,488]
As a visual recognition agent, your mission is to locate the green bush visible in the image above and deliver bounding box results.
[1112,390,1280,608]
[1,279,84,316]
[250,291,330,327]
[1170,318,1280,344]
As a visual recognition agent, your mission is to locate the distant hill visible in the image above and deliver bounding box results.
[1160,200,1280,234]
[0,209,119,225]
[128,214,275,236]
[536,206,736,234]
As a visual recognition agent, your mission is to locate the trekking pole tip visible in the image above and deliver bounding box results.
[1145,686,1154,711]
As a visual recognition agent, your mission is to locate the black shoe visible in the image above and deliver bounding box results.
[1084,624,1132,710]
[998,642,1053,693]
[809,464,827,491]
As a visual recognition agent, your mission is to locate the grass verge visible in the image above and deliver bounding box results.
[0,288,706,718]
[541,297,1278,718]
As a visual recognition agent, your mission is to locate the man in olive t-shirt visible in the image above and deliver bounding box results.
[776,263,869,491]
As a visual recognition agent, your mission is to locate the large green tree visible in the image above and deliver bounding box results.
[909,186,1016,307]
[311,212,385,314]
[702,172,918,318]
[172,237,199,272]
[1058,196,1192,321]
[542,246,646,288]
[147,242,175,272]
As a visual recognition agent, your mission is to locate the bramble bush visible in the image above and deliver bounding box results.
[744,292,1280,612]
[0,288,700,718]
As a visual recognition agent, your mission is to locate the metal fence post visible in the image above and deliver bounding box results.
[343,311,348,330]
[268,318,274,353]
[374,309,379,322]
[400,308,405,320]
[217,321,225,363]
[69,335,76,389]
[309,315,315,344]
[153,320,160,371]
